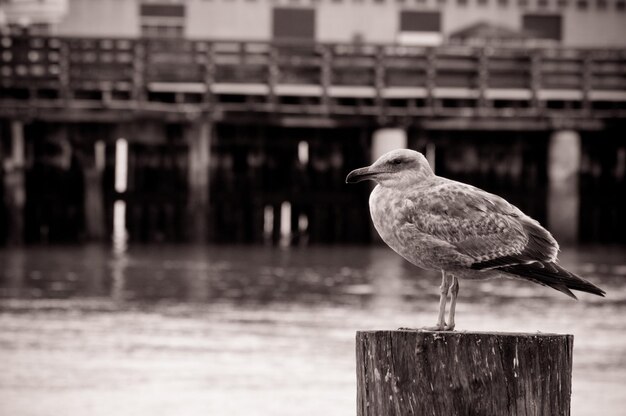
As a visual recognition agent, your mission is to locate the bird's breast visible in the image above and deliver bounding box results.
[369,186,397,245]
[369,186,419,260]
[369,185,442,271]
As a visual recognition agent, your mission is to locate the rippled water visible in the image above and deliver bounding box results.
[0,245,625,416]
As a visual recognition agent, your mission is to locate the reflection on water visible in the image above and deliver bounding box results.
[0,245,625,416]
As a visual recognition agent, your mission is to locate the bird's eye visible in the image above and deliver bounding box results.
[390,158,403,165]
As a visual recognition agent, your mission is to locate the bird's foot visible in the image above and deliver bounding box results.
[397,326,442,331]
[421,324,447,331]
[443,323,456,331]
[399,324,450,332]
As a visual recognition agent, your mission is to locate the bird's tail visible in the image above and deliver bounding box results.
[498,261,606,299]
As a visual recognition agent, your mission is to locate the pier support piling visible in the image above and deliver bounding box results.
[3,120,26,245]
[186,120,212,242]
[356,330,573,416]
[370,128,407,242]
[371,128,407,161]
[83,140,106,240]
[548,130,581,244]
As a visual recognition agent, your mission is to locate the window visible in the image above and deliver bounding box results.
[140,3,185,38]
[273,8,316,40]
[140,4,185,17]
[398,11,442,45]
[400,11,441,32]
[617,0,626,10]
[522,14,562,40]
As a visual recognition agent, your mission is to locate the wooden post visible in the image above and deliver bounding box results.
[186,119,212,242]
[357,330,573,416]
[320,45,332,114]
[268,44,279,109]
[425,49,437,113]
[581,53,592,114]
[3,120,26,245]
[374,46,385,119]
[204,41,215,110]
[83,140,106,240]
[477,47,490,112]
[132,40,146,103]
[530,51,543,113]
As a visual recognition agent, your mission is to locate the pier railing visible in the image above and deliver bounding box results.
[1,35,625,120]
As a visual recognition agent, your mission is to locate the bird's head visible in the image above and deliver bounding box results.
[345,149,434,188]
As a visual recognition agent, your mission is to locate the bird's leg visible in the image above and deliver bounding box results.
[445,276,459,331]
[421,270,451,331]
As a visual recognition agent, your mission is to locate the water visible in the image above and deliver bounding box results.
[0,245,625,416]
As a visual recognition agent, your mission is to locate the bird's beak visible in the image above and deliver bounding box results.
[346,166,377,183]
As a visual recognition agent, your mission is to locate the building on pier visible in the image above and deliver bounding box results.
[2,0,626,47]
[0,1,625,246]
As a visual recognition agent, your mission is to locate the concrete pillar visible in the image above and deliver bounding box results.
[370,128,407,242]
[548,130,581,244]
[3,121,26,245]
[371,128,408,162]
[186,120,212,243]
[84,140,106,240]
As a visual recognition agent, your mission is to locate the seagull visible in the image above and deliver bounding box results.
[346,148,605,331]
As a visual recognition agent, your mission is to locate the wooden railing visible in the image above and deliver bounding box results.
[1,35,625,119]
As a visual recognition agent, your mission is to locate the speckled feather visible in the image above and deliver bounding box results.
[358,149,605,297]
[370,177,557,275]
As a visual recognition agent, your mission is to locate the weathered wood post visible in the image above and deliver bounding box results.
[83,140,106,240]
[186,119,212,242]
[3,120,26,245]
[357,330,573,416]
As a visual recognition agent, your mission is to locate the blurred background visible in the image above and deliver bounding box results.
[0,0,625,415]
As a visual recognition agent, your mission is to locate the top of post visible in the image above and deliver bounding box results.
[358,329,573,338]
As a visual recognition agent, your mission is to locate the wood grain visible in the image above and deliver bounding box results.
[356,330,573,416]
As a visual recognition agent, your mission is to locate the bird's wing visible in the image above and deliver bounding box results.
[400,180,558,269]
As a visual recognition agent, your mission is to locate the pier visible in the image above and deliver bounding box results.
[1,36,625,121]
[1,34,625,245]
